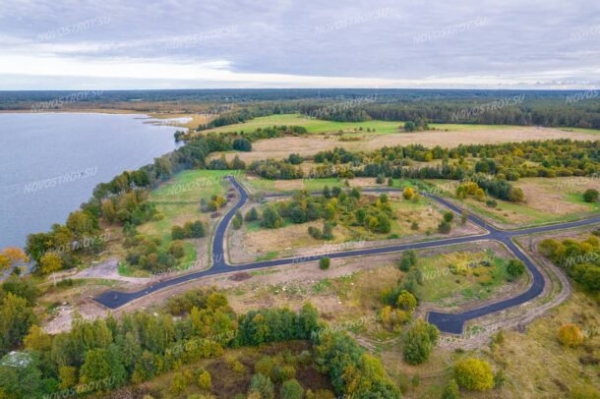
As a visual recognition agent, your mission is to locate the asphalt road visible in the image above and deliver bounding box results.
[94,177,600,334]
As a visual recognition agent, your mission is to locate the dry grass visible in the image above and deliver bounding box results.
[213,126,600,163]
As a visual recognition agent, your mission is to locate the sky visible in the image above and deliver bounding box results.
[1,0,599,90]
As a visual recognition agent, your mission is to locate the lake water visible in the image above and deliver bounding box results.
[0,113,180,249]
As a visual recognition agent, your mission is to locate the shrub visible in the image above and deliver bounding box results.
[197,369,212,390]
[443,211,454,223]
[557,324,584,348]
[486,199,498,208]
[168,241,185,259]
[506,259,526,280]
[308,226,322,239]
[232,138,252,152]
[319,257,330,270]
[442,379,460,399]
[583,188,599,203]
[245,208,259,222]
[454,358,494,391]
[438,221,452,234]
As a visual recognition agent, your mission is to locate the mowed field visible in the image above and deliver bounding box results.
[204,114,600,163]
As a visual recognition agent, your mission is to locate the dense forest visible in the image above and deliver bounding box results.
[0,284,400,398]
[2,89,599,129]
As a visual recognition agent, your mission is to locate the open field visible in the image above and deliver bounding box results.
[206,115,600,163]
[426,176,600,228]
[133,170,235,275]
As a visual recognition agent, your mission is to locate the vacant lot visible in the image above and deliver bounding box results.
[427,176,600,228]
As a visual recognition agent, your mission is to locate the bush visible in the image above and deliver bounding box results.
[442,379,460,399]
[197,369,212,390]
[245,207,259,222]
[486,199,498,208]
[168,241,185,259]
[308,226,322,239]
[319,257,330,270]
[454,358,494,391]
[557,324,584,348]
[583,188,599,203]
[232,138,252,152]
[443,212,454,223]
[506,259,526,280]
[438,221,452,234]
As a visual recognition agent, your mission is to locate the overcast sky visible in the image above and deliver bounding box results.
[1,0,599,90]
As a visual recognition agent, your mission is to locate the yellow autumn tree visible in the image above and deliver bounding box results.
[40,252,63,274]
[455,358,494,391]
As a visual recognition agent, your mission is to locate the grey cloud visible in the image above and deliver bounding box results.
[0,0,599,88]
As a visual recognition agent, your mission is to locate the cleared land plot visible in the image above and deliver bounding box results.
[233,191,457,262]
[133,170,235,275]
[427,176,600,228]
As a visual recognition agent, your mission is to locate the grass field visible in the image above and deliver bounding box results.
[415,249,515,306]
[426,177,600,228]
[133,170,235,273]
[205,113,600,136]
[206,114,600,164]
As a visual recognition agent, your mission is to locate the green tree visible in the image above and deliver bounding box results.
[249,373,275,399]
[402,319,439,365]
[261,206,282,229]
[231,155,246,170]
[319,257,331,270]
[39,252,63,274]
[403,121,416,132]
[79,349,112,384]
[0,293,37,353]
[455,358,494,391]
[397,290,417,312]
[281,379,304,399]
[232,138,252,152]
[233,210,244,229]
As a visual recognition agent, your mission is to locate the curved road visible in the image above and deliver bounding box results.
[94,176,600,334]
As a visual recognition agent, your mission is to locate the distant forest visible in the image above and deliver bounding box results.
[2,88,599,128]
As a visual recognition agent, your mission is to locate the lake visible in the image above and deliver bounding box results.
[0,113,180,249]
